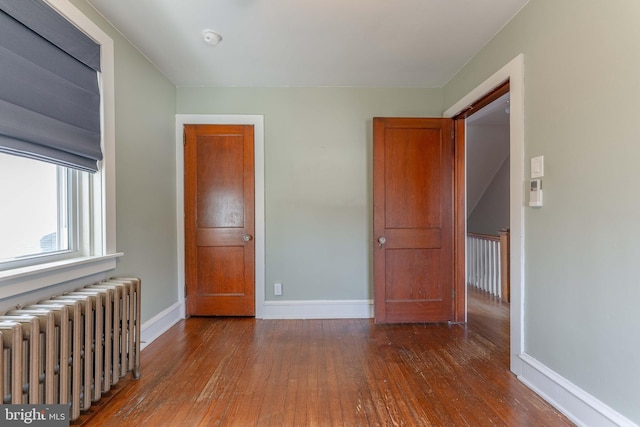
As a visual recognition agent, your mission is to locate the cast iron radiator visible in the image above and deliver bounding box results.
[0,277,141,421]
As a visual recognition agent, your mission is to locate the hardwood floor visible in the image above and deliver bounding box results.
[466,286,511,369]
[77,290,573,426]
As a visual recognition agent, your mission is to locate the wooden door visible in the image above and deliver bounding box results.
[373,117,454,323]
[184,124,255,316]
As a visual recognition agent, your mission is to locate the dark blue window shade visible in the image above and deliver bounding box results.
[0,0,102,173]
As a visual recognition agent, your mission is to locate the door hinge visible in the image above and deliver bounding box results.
[184,285,187,297]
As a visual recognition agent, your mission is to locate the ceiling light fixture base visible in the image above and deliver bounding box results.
[202,29,222,46]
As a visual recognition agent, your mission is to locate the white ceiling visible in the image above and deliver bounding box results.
[86,0,529,87]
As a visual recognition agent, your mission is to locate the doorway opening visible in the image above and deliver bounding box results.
[446,54,524,374]
[463,88,511,368]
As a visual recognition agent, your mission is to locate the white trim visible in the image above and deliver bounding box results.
[519,354,638,427]
[444,54,525,376]
[0,254,122,299]
[45,0,117,256]
[140,301,183,351]
[261,300,374,319]
[175,114,266,319]
[98,27,117,256]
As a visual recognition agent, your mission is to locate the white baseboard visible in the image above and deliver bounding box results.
[140,301,183,350]
[259,299,373,319]
[518,353,637,427]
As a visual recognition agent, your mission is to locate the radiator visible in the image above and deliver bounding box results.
[0,277,141,422]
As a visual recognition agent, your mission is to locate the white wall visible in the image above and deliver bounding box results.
[445,0,640,423]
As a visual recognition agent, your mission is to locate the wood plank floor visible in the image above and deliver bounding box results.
[77,289,573,426]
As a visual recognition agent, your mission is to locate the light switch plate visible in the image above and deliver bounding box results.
[531,156,544,178]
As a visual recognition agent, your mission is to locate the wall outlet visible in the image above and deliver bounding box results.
[274,282,283,296]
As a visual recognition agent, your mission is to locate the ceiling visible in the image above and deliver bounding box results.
[86,0,528,87]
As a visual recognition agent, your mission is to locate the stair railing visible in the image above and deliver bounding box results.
[467,229,510,302]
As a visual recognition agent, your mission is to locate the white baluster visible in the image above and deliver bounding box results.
[490,240,495,295]
[467,236,471,286]
[482,240,487,292]
[470,237,475,288]
[494,241,499,296]
[492,241,497,296]
[496,241,502,298]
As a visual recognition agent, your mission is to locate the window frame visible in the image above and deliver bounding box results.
[0,0,121,299]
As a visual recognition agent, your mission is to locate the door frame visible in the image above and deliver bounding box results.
[444,54,524,375]
[175,115,265,319]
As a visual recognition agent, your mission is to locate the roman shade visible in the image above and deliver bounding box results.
[0,0,102,173]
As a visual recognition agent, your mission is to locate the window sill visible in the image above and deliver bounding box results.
[0,253,123,299]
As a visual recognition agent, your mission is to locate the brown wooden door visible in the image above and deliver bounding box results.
[184,124,255,316]
[373,117,454,323]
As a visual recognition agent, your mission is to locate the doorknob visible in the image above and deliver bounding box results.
[243,234,253,242]
[377,236,386,248]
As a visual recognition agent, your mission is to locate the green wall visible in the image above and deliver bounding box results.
[71,0,178,324]
[444,0,640,422]
[178,87,442,300]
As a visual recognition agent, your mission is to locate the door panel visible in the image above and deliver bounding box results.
[374,117,454,323]
[196,247,245,294]
[385,128,442,228]
[385,249,443,300]
[185,124,255,316]
[196,135,245,228]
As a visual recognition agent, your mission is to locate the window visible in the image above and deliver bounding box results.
[0,0,118,299]
[0,153,76,268]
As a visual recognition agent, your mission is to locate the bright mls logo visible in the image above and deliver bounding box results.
[1,405,68,426]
